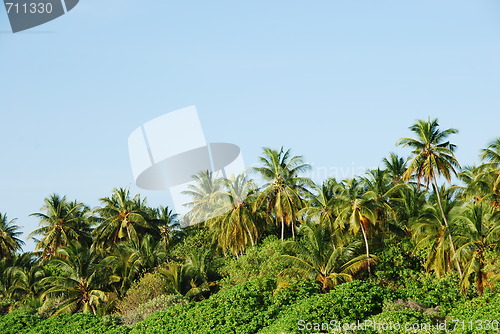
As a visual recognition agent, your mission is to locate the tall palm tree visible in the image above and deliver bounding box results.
[0,213,24,260]
[94,188,149,251]
[454,202,500,295]
[253,147,312,240]
[397,118,463,278]
[29,195,91,260]
[281,223,372,292]
[412,186,460,277]
[334,179,378,277]
[205,174,260,257]
[41,241,108,314]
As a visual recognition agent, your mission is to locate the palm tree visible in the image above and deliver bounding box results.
[281,223,372,292]
[183,170,226,226]
[29,195,91,260]
[454,202,500,295]
[299,179,345,243]
[412,186,460,277]
[397,117,463,278]
[0,213,24,260]
[205,174,260,257]
[334,179,378,277]
[146,206,180,250]
[94,188,149,251]
[383,153,408,183]
[41,241,108,315]
[480,137,500,168]
[253,147,312,240]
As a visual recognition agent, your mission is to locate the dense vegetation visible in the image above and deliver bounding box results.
[1,118,499,333]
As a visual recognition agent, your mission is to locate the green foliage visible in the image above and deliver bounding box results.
[396,274,465,315]
[374,236,424,287]
[120,294,187,326]
[272,279,321,307]
[131,279,277,334]
[220,236,288,288]
[0,313,41,334]
[260,280,387,334]
[447,290,500,333]
[115,272,168,320]
[368,310,436,334]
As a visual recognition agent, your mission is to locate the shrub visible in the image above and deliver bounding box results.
[220,236,288,288]
[447,290,500,334]
[23,313,127,334]
[259,280,387,334]
[120,294,187,326]
[0,313,41,334]
[115,273,168,319]
[131,279,277,334]
[395,274,465,315]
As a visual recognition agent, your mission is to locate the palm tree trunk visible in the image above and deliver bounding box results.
[360,223,371,278]
[432,178,463,279]
[291,221,295,239]
[281,217,285,240]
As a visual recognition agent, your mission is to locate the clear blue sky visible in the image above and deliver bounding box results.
[1,0,499,251]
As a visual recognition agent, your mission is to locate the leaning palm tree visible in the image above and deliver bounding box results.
[454,202,500,295]
[281,223,372,292]
[253,147,312,240]
[93,188,149,251]
[0,213,24,260]
[29,195,91,260]
[397,117,463,278]
[41,241,108,315]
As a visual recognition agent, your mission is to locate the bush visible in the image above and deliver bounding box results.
[131,279,278,334]
[115,273,169,319]
[220,236,288,288]
[24,313,127,334]
[447,290,500,334]
[395,274,465,315]
[120,294,187,326]
[0,313,41,334]
[368,310,436,333]
[259,280,387,334]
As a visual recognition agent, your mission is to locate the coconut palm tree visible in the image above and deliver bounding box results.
[205,174,260,257]
[397,118,463,278]
[383,153,408,183]
[299,179,344,242]
[334,179,378,277]
[454,202,500,295]
[480,137,500,168]
[93,188,149,251]
[0,213,24,260]
[29,195,92,260]
[146,206,180,250]
[412,185,461,277]
[41,241,108,315]
[253,147,312,240]
[183,170,226,226]
[281,223,372,292]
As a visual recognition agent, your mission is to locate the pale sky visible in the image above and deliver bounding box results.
[1,0,499,251]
